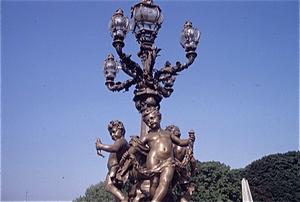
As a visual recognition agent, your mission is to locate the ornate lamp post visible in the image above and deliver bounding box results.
[100,1,201,201]
[103,0,200,137]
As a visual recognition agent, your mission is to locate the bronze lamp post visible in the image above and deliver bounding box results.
[103,0,201,137]
[98,1,201,201]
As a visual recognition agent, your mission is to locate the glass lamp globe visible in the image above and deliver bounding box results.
[103,54,119,81]
[108,9,129,43]
[130,0,163,45]
[180,21,201,52]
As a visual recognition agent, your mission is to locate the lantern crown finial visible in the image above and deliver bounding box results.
[108,53,115,60]
[142,0,154,5]
[184,20,193,28]
[114,8,124,16]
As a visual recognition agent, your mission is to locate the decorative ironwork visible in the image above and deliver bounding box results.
[103,0,200,116]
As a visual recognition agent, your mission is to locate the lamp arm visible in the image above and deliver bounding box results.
[115,43,143,77]
[155,51,197,79]
[185,52,197,67]
[154,67,175,81]
[115,42,125,58]
[172,52,197,72]
[105,78,137,92]
[154,82,173,98]
[157,73,173,82]
[121,62,137,79]
[161,87,173,98]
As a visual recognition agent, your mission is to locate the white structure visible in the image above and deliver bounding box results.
[242,178,253,202]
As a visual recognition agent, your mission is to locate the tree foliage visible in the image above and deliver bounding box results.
[73,176,134,202]
[73,151,300,202]
[244,151,300,202]
[73,181,114,202]
[74,161,244,202]
[187,160,243,202]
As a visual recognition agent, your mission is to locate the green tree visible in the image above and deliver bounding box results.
[187,160,243,202]
[73,176,134,202]
[73,181,114,202]
[74,151,300,202]
[244,151,300,202]
[74,161,244,202]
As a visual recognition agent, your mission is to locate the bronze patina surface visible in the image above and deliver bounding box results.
[97,1,200,201]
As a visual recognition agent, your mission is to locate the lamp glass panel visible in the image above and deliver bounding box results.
[180,31,187,48]
[106,61,117,72]
[108,19,114,37]
[134,7,142,21]
[158,14,163,25]
[186,28,195,41]
[141,7,158,22]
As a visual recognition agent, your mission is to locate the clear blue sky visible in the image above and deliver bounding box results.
[1,0,299,201]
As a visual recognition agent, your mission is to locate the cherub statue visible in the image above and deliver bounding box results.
[140,107,195,202]
[115,107,196,202]
[95,120,130,202]
[165,125,197,201]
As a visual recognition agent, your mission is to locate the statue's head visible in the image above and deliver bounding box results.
[142,106,161,129]
[165,125,181,137]
[108,120,126,139]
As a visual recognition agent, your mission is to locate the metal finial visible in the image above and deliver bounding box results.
[107,53,115,60]
[114,8,124,16]
[184,21,193,29]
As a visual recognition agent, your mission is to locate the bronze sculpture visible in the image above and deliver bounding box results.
[96,121,130,202]
[166,125,198,201]
[125,107,195,201]
[96,109,196,202]
[97,0,201,201]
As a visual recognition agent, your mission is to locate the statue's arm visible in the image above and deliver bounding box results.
[139,134,149,145]
[171,134,189,146]
[171,132,195,146]
[96,139,123,153]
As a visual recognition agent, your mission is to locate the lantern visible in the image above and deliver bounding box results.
[103,54,119,82]
[130,0,163,45]
[108,9,129,46]
[180,21,201,53]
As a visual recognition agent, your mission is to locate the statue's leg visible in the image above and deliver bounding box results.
[151,167,174,202]
[150,174,159,199]
[105,174,128,202]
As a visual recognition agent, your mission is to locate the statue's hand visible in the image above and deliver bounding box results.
[96,138,105,158]
[95,138,102,150]
[188,130,195,142]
